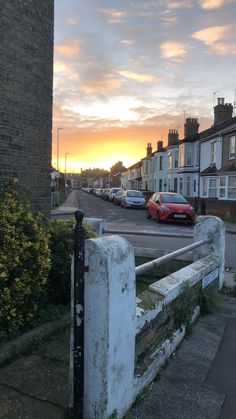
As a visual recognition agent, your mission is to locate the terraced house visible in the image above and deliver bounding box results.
[199,98,236,217]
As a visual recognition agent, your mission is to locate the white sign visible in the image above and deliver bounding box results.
[202,268,219,288]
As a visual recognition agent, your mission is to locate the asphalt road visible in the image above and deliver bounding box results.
[77,190,236,269]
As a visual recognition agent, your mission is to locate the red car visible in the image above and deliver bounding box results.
[146,192,195,224]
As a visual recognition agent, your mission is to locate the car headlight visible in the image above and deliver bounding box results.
[160,205,171,211]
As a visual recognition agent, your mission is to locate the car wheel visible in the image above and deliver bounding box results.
[146,208,151,219]
[156,211,161,223]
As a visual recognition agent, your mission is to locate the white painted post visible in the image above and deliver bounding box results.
[193,216,225,288]
[84,235,136,418]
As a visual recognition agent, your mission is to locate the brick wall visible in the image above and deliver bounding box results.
[0,1,54,213]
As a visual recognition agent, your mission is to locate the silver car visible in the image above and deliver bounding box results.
[121,190,146,209]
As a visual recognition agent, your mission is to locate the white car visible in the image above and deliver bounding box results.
[121,190,146,209]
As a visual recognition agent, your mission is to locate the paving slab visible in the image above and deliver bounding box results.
[0,385,63,419]
[0,354,68,410]
[34,328,70,363]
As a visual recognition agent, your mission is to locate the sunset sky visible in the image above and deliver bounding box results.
[53,0,236,173]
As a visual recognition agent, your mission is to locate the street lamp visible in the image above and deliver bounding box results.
[57,127,63,171]
[65,152,70,174]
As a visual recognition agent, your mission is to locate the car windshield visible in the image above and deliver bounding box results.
[116,191,123,196]
[127,191,144,197]
[112,188,121,193]
[161,194,187,204]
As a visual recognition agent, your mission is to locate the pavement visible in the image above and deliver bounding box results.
[0,192,235,418]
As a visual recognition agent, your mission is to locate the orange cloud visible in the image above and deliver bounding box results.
[199,0,226,8]
[192,25,236,54]
[160,41,187,59]
[121,39,135,45]
[55,40,80,57]
[80,74,122,94]
[118,70,156,82]
[54,61,80,80]
[99,8,127,24]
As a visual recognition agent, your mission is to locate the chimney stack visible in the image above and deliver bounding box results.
[184,118,199,138]
[214,98,233,125]
[157,140,163,151]
[168,129,179,146]
[146,142,152,157]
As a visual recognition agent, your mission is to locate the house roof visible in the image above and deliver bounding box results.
[200,164,217,176]
[199,116,236,142]
[218,162,236,174]
[179,134,199,144]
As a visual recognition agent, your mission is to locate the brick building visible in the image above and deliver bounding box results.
[0,1,54,213]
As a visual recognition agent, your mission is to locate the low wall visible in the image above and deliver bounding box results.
[72,216,225,418]
[188,197,236,218]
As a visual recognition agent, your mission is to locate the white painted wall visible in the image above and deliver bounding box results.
[152,151,168,192]
[200,136,222,172]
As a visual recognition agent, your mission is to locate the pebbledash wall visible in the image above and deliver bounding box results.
[0,1,54,213]
[71,216,225,418]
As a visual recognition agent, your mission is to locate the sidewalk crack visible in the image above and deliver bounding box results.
[0,382,64,411]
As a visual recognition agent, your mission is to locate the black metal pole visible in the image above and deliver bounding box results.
[73,209,88,418]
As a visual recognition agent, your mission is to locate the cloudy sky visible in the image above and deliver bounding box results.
[53,0,236,172]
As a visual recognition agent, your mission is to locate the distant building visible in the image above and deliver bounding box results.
[0,1,54,213]
[152,141,168,192]
[166,130,179,192]
[178,119,200,198]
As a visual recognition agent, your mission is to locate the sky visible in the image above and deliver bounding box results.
[53,0,236,172]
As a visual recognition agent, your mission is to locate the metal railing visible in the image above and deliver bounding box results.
[104,228,193,239]
[135,237,212,276]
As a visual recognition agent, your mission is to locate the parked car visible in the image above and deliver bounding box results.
[101,188,110,200]
[113,190,124,205]
[109,187,123,202]
[146,192,195,224]
[121,190,146,209]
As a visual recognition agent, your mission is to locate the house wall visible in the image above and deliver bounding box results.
[200,136,222,171]
[222,130,236,166]
[152,152,168,192]
[0,1,54,213]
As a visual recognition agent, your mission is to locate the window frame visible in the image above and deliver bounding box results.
[229,136,235,160]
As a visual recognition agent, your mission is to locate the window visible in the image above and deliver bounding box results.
[186,146,192,166]
[229,136,235,160]
[168,153,172,169]
[194,180,196,193]
[159,156,163,170]
[211,142,216,164]
[159,179,163,191]
[153,157,156,171]
[174,151,178,168]
[209,178,217,197]
[179,177,183,194]
[220,176,226,198]
[202,178,207,197]
[186,176,191,196]
[179,144,184,167]
[228,176,236,199]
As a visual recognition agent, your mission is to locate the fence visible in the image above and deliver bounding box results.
[71,215,225,418]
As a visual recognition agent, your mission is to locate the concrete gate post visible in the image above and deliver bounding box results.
[84,235,136,418]
[193,216,225,289]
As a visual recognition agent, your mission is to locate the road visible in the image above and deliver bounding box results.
[75,190,236,270]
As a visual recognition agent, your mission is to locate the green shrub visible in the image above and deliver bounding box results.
[46,218,97,305]
[0,180,51,341]
[199,287,221,315]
